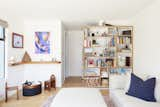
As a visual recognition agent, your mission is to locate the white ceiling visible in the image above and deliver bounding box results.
[0,0,156,30]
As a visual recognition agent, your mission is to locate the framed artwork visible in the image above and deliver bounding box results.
[12,33,23,48]
[35,32,50,54]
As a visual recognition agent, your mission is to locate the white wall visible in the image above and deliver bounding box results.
[24,20,62,61]
[0,19,64,100]
[23,19,63,87]
[66,30,83,77]
[24,64,62,87]
[130,0,160,77]
[0,17,25,100]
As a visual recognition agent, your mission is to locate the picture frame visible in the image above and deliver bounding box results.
[12,32,23,48]
[34,32,50,54]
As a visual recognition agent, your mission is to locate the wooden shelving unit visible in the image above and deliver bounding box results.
[82,25,133,88]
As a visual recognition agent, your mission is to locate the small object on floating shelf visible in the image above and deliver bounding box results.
[98,20,113,26]
[22,51,32,62]
[105,23,113,26]
[98,20,105,26]
[8,56,21,66]
[8,56,16,65]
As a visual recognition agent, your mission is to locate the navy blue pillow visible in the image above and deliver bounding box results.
[126,73,156,102]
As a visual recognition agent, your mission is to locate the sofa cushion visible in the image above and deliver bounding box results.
[110,89,160,107]
[126,73,156,102]
[124,73,149,92]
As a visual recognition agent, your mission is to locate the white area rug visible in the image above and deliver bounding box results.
[42,95,115,107]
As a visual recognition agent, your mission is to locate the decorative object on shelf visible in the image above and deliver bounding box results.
[83,68,100,77]
[52,57,56,62]
[122,30,131,35]
[12,32,23,48]
[84,39,92,48]
[105,23,113,26]
[108,27,117,35]
[22,51,32,63]
[35,32,50,54]
[125,57,131,66]
[88,58,95,67]
[92,40,97,45]
[101,70,108,78]
[8,56,16,65]
[91,33,95,37]
[98,20,105,26]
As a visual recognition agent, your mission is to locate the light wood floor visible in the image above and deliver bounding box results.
[63,76,84,87]
[0,88,59,107]
[0,77,108,107]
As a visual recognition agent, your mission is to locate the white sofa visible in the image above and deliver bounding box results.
[109,74,160,107]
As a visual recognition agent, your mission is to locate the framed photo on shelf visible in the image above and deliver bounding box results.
[12,32,23,48]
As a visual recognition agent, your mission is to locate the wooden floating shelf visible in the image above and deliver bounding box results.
[8,62,22,66]
[9,61,61,66]
[21,61,61,64]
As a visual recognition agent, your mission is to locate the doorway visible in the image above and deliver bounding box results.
[65,30,83,78]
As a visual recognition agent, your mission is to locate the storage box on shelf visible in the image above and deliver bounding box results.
[82,25,133,88]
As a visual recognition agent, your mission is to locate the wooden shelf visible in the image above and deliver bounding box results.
[85,56,116,59]
[118,35,131,37]
[8,62,22,66]
[86,66,117,69]
[86,67,107,69]
[118,66,132,69]
[84,25,116,29]
[9,61,61,66]
[85,36,114,39]
[22,61,61,64]
[84,46,116,48]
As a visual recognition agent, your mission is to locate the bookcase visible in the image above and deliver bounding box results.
[82,25,133,87]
